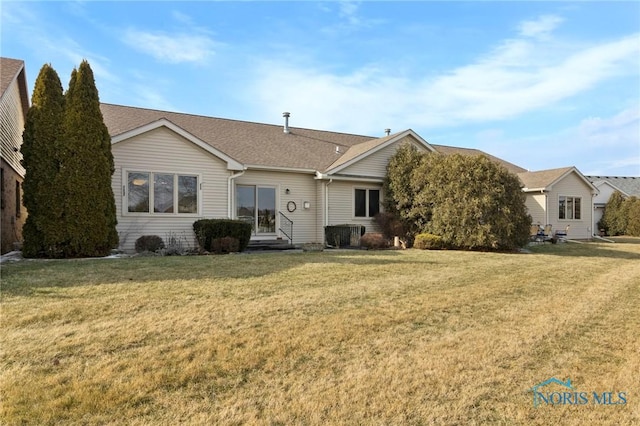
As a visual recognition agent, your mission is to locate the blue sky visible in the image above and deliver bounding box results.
[2,1,639,176]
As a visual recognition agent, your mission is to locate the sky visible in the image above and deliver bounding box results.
[2,1,639,176]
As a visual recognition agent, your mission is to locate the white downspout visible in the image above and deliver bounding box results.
[227,170,245,218]
[325,179,333,227]
[591,193,596,238]
[544,192,549,226]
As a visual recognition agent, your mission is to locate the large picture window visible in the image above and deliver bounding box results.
[127,171,198,214]
[559,196,581,220]
[354,188,380,218]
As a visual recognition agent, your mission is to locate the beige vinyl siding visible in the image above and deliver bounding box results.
[593,182,618,230]
[338,136,425,178]
[0,79,26,176]
[548,172,594,239]
[235,170,318,244]
[112,126,229,252]
[327,180,382,233]
[524,193,547,226]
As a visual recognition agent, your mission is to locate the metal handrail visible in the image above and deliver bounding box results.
[278,211,293,244]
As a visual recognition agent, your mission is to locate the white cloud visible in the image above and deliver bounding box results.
[121,29,216,64]
[321,0,384,35]
[518,15,564,39]
[478,107,640,176]
[248,30,639,135]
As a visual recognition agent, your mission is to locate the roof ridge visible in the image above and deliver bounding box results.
[100,102,376,140]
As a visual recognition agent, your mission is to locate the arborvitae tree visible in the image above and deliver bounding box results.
[59,60,118,257]
[21,64,66,257]
[601,190,627,236]
[385,149,531,250]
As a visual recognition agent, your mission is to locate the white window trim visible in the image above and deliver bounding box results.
[353,186,382,219]
[122,169,202,217]
[558,195,582,221]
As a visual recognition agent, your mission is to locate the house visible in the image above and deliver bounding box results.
[102,103,537,252]
[101,103,602,251]
[518,167,598,240]
[0,57,29,254]
[586,176,640,230]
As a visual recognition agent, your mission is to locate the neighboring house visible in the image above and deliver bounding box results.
[0,57,29,254]
[586,176,640,230]
[518,167,598,240]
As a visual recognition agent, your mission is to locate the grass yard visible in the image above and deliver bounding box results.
[1,241,639,425]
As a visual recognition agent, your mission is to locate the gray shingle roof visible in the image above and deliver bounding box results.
[101,103,374,171]
[586,176,640,197]
[0,57,23,95]
[0,57,28,117]
[100,103,529,175]
[432,144,527,175]
[517,167,576,191]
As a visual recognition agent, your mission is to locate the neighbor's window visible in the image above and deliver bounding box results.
[127,171,198,214]
[559,196,581,220]
[354,188,380,218]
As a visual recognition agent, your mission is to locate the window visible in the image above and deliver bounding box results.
[236,185,276,234]
[127,171,198,214]
[354,188,380,218]
[559,196,581,220]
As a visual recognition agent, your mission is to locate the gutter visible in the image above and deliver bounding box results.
[315,172,383,183]
[227,169,246,218]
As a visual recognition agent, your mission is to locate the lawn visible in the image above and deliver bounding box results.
[1,241,639,425]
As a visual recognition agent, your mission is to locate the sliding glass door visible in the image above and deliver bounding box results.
[236,185,276,235]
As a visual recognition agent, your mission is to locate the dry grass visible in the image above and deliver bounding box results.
[1,242,639,425]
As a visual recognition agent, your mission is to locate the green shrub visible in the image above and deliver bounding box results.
[193,219,252,252]
[360,233,389,250]
[414,233,444,250]
[135,235,165,253]
[384,148,531,250]
[211,237,240,254]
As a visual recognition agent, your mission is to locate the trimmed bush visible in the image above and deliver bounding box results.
[414,233,444,250]
[193,219,252,252]
[135,235,165,253]
[360,233,389,250]
[212,237,240,254]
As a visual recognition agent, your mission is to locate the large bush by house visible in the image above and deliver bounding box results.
[384,146,531,250]
[600,192,640,237]
[193,219,252,252]
[382,144,424,245]
[21,64,66,257]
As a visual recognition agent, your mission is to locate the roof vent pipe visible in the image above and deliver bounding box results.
[384,128,391,136]
[283,112,290,134]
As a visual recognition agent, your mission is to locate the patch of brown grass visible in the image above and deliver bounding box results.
[2,243,639,424]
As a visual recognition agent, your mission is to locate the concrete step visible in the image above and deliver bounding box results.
[247,239,296,251]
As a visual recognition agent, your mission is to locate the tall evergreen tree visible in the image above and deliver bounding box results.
[21,64,66,257]
[59,60,118,257]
